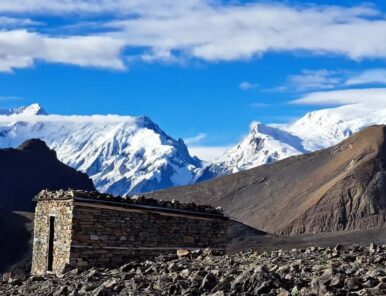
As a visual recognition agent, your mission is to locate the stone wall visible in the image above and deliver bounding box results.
[31,199,73,275]
[31,190,228,275]
[69,201,227,269]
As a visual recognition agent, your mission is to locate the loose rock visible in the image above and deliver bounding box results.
[2,245,386,295]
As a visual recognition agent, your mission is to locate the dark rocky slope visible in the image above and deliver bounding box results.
[0,211,33,274]
[0,139,95,212]
[2,244,386,295]
[0,139,95,273]
[148,125,386,235]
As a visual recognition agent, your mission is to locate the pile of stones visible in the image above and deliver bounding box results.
[2,244,386,295]
[36,189,223,215]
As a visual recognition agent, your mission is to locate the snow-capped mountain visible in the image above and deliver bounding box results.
[283,103,386,151]
[2,102,386,195]
[0,103,47,116]
[196,122,308,182]
[0,104,201,196]
[199,103,386,181]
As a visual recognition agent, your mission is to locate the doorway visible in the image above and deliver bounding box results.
[47,216,55,272]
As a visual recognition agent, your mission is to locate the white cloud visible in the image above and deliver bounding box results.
[0,113,140,123]
[185,133,231,161]
[1,2,386,71]
[0,16,41,27]
[0,30,125,72]
[184,133,207,145]
[346,69,386,85]
[290,88,386,107]
[278,68,386,93]
[0,0,207,15]
[239,81,258,90]
[106,3,386,62]
[286,69,342,91]
[189,146,230,161]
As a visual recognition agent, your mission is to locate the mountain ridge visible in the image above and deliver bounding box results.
[147,125,386,235]
[0,105,202,196]
[203,103,386,179]
[0,138,95,212]
[2,102,386,196]
[197,122,308,182]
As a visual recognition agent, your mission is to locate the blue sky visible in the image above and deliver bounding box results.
[1,0,386,159]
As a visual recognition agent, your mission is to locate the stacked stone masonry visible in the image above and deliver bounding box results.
[31,190,228,275]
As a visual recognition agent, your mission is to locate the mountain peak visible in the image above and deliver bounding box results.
[0,112,201,196]
[0,140,95,212]
[18,138,50,152]
[18,139,57,159]
[249,122,284,138]
[249,121,263,133]
[25,103,47,115]
[196,121,306,181]
[0,103,47,116]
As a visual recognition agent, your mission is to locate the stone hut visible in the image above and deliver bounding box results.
[31,190,228,275]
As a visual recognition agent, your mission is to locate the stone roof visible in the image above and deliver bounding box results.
[35,189,224,216]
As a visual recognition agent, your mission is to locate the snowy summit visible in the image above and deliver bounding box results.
[1,102,386,196]
[0,104,201,196]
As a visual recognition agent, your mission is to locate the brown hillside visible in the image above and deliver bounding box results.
[148,125,386,235]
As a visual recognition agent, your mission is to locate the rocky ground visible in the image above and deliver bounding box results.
[2,244,386,296]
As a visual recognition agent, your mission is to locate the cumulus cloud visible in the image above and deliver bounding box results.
[346,69,386,85]
[1,1,386,71]
[106,3,386,63]
[290,88,386,107]
[0,30,125,72]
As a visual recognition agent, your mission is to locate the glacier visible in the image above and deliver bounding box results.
[0,104,201,195]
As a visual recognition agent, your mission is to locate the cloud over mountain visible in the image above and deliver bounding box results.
[291,88,386,107]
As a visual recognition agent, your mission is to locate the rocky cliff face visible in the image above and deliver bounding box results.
[149,125,386,235]
[0,139,95,212]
